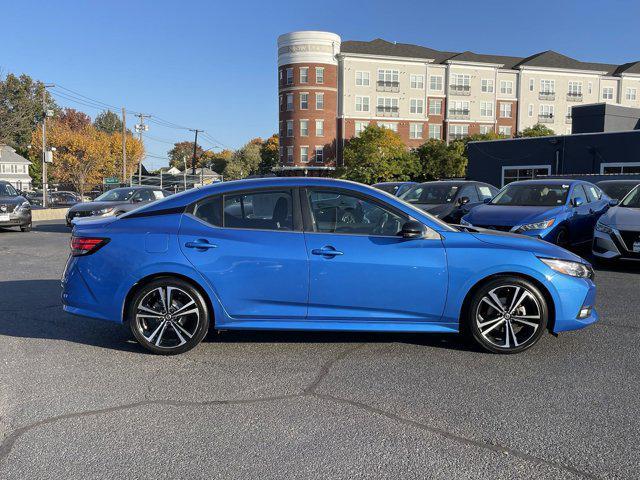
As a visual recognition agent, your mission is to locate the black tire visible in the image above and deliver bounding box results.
[467,276,548,354]
[554,226,570,248]
[128,278,210,355]
[20,223,32,232]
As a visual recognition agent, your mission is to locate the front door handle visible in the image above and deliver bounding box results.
[185,239,218,250]
[311,246,343,257]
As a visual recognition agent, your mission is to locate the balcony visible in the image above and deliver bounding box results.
[565,115,573,124]
[376,80,400,92]
[538,91,556,101]
[566,92,583,102]
[538,114,554,124]
[376,105,399,117]
[449,84,471,96]
[448,109,470,120]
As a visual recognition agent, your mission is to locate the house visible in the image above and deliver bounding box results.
[165,166,182,175]
[0,145,32,191]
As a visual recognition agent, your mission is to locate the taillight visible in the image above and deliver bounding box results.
[70,236,110,256]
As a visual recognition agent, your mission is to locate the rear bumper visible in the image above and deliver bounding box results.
[61,256,114,322]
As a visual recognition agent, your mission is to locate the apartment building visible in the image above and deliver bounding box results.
[276,31,640,174]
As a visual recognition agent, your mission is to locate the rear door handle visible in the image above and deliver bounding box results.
[311,246,343,257]
[185,239,218,250]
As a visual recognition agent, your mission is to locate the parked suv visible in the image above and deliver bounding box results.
[593,185,640,262]
[0,180,32,232]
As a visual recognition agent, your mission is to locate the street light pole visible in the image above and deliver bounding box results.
[41,83,55,208]
[134,113,151,185]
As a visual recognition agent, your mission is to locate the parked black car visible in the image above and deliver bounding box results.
[596,179,640,202]
[372,181,417,197]
[0,181,32,232]
[66,186,172,227]
[399,180,498,223]
[50,191,81,207]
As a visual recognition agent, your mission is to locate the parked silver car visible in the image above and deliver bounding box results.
[593,185,640,262]
[0,180,32,232]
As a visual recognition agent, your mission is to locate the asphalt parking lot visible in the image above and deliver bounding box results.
[0,220,638,479]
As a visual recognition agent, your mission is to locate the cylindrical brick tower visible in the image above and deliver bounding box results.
[277,31,341,176]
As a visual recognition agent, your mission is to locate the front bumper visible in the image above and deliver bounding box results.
[551,274,598,333]
[0,210,31,227]
[592,228,640,261]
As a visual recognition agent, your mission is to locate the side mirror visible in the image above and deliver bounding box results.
[609,198,619,207]
[457,196,470,206]
[398,220,426,239]
[483,198,491,204]
[572,197,584,208]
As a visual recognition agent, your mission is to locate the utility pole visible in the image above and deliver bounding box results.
[121,107,127,185]
[41,84,55,208]
[134,113,151,185]
[189,129,203,175]
[183,156,187,190]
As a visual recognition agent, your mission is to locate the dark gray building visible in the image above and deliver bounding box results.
[467,104,640,187]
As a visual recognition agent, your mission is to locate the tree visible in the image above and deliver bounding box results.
[94,110,124,134]
[223,142,262,180]
[0,73,58,152]
[413,139,467,182]
[339,125,417,184]
[168,141,204,169]
[258,134,279,175]
[200,149,232,173]
[58,108,91,131]
[517,123,555,138]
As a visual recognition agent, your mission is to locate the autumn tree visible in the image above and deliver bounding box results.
[94,110,124,134]
[339,125,418,184]
[200,149,232,173]
[58,108,91,131]
[223,142,262,180]
[258,134,279,175]
[168,141,204,169]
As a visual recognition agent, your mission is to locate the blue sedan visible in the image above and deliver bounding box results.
[461,179,612,247]
[62,178,597,355]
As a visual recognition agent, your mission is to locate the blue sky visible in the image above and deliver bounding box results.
[2,0,639,169]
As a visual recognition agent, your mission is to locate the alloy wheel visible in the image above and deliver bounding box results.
[475,285,542,350]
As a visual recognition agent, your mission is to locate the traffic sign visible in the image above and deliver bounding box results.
[104,177,119,185]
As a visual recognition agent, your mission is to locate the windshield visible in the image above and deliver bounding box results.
[375,184,399,194]
[620,186,640,208]
[401,184,459,205]
[491,184,569,206]
[599,182,639,201]
[95,188,136,202]
[0,183,18,196]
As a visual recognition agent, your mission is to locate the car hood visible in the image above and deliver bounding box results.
[68,201,125,212]
[466,204,564,226]
[599,206,640,229]
[470,229,586,263]
[413,203,454,218]
[0,196,24,206]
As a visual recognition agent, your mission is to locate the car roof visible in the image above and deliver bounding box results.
[597,179,640,184]
[373,181,415,186]
[415,180,488,186]
[507,179,585,186]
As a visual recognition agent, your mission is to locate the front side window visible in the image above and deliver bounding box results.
[0,183,17,196]
[223,190,293,231]
[308,189,407,236]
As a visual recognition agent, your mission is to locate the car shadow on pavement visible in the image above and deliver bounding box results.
[33,222,71,234]
[0,279,479,354]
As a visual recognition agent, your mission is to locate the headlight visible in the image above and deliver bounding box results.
[16,201,31,212]
[516,218,555,232]
[93,207,115,216]
[539,257,594,279]
[595,220,614,234]
[460,218,472,226]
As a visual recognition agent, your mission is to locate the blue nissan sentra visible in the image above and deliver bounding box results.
[62,178,597,355]
[461,179,611,247]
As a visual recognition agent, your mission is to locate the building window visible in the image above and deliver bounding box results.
[378,122,398,132]
[279,69,283,84]
[480,125,492,135]
[377,97,399,116]
[355,96,370,112]
[286,120,293,137]
[286,94,293,111]
[300,120,309,137]
[626,88,637,101]
[539,104,555,120]
[480,101,494,117]
[316,119,324,136]
[502,165,551,186]
[498,126,512,136]
[429,75,443,91]
[315,146,324,163]
[354,121,369,137]
[316,92,324,110]
[540,79,555,94]
[481,79,494,93]
[409,123,423,139]
[429,99,442,115]
[602,87,614,100]
[286,146,293,163]
[286,68,293,85]
[410,74,424,89]
[449,124,469,140]
[450,73,470,93]
[528,104,534,117]
[300,93,308,110]
[568,81,582,98]
[300,67,308,84]
[300,146,309,163]
[316,67,324,84]
[278,146,283,159]
[428,124,441,139]
[279,94,283,111]
[600,162,640,174]
[499,102,512,118]
[500,81,514,95]
[355,71,370,86]
[377,69,399,86]
[529,78,534,92]
[410,98,424,114]
[588,82,593,94]
[449,100,470,116]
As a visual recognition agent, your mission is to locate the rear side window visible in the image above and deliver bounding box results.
[193,196,222,227]
[223,190,293,231]
[477,185,496,200]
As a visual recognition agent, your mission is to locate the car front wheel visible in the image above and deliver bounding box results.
[467,277,548,354]
[128,278,210,355]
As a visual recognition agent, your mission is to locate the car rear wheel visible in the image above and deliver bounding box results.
[468,277,548,354]
[128,278,210,355]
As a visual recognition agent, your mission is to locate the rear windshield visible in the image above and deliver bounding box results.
[401,184,459,205]
[491,184,569,207]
